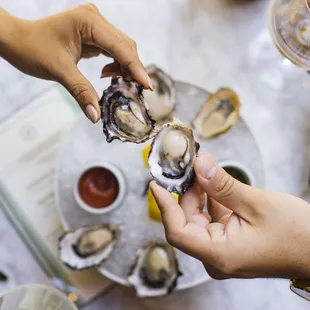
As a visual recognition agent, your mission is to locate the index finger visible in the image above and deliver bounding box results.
[150,182,186,236]
[90,16,151,89]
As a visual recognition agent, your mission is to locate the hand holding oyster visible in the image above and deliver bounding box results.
[99,77,156,143]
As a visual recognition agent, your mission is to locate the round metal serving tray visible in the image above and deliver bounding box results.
[54,81,264,291]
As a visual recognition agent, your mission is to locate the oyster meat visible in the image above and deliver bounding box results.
[128,240,181,297]
[59,224,120,270]
[143,65,176,124]
[192,88,241,139]
[148,119,199,195]
[99,77,155,143]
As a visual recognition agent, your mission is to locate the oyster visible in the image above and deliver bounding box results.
[148,119,199,195]
[59,224,120,270]
[192,88,241,139]
[143,65,176,124]
[99,77,155,143]
[128,240,181,297]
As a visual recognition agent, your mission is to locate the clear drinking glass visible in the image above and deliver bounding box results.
[0,284,77,310]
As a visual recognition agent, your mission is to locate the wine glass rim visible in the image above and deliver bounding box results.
[305,0,310,11]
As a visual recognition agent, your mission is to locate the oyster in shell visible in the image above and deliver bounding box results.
[192,88,241,139]
[59,224,120,270]
[99,77,155,143]
[148,119,199,195]
[143,65,176,124]
[128,240,181,297]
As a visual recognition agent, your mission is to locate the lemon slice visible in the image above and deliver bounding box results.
[147,187,178,222]
[142,145,179,222]
[142,144,151,168]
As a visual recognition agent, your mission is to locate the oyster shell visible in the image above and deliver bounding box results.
[143,65,176,124]
[99,77,155,143]
[192,88,241,139]
[59,224,120,270]
[148,119,199,195]
[128,240,181,297]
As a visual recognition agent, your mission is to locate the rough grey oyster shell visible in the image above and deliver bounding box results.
[128,240,182,298]
[99,77,155,143]
[59,224,120,270]
[144,65,176,124]
[148,119,200,195]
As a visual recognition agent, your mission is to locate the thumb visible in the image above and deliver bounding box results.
[58,64,100,123]
[194,153,260,221]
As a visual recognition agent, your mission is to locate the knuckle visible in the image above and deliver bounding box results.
[121,55,138,69]
[70,83,90,104]
[80,3,99,13]
[120,57,133,68]
[88,3,99,12]
[130,39,137,49]
[215,170,237,199]
[74,4,98,24]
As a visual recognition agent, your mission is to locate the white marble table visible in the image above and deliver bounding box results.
[0,0,310,309]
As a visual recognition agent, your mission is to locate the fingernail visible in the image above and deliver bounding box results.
[85,105,98,124]
[147,74,153,91]
[197,155,216,180]
[205,167,216,179]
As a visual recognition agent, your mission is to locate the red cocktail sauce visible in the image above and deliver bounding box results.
[78,167,119,209]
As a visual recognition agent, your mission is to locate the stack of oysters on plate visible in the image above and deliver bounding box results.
[58,65,241,297]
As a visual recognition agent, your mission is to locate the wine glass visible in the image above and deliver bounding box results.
[246,0,310,95]
[269,0,310,69]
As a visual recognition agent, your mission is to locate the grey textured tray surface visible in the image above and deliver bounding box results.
[55,81,264,290]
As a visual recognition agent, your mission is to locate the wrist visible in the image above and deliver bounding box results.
[0,9,25,59]
[288,248,310,279]
[296,232,310,279]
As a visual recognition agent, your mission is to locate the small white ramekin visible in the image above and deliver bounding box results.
[73,162,126,215]
[218,160,256,187]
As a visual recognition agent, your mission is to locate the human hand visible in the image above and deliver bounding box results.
[0,5,151,123]
[151,152,310,280]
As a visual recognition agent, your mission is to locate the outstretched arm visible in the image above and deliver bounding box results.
[0,5,151,123]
